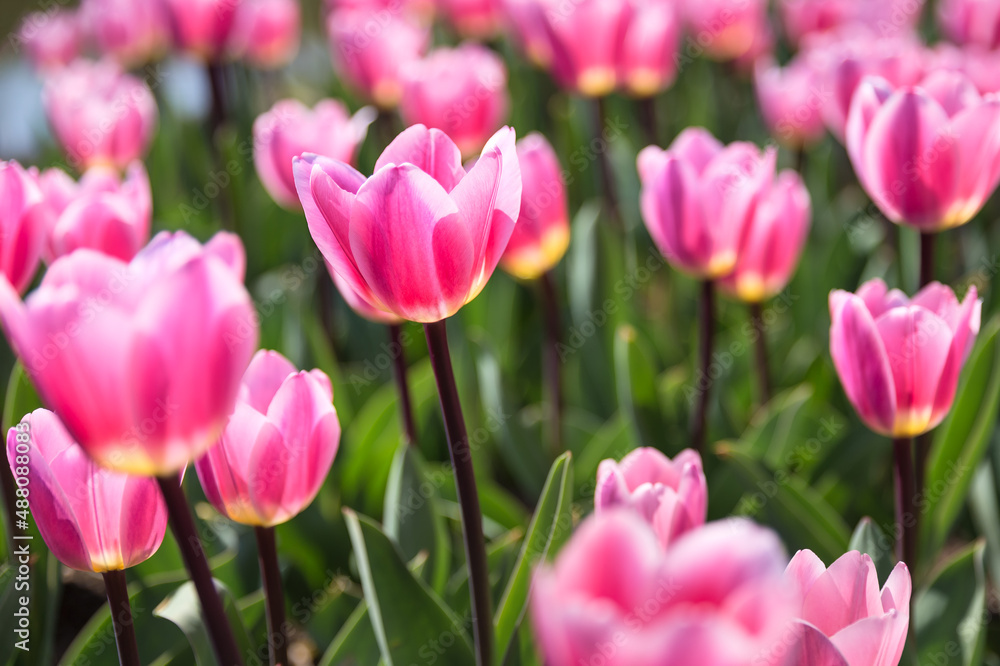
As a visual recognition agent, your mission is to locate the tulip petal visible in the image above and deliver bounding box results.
[801,552,883,636]
[786,621,852,666]
[948,98,1000,227]
[668,127,724,174]
[117,473,167,568]
[786,549,830,599]
[829,612,908,666]
[931,287,981,428]
[242,349,297,413]
[375,125,466,192]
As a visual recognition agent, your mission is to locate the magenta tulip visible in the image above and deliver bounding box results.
[718,171,811,303]
[43,59,158,172]
[161,0,239,60]
[81,0,171,66]
[637,128,777,279]
[400,44,510,158]
[500,132,570,281]
[253,99,374,209]
[16,10,83,71]
[778,0,922,46]
[6,409,168,572]
[326,8,431,109]
[681,0,769,62]
[780,550,911,666]
[0,161,46,295]
[195,350,340,526]
[228,0,302,69]
[754,56,827,149]
[531,512,796,665]
[846,71,1000,231]
[438,0,503,37]
[830,279,981,438]
[294,124,521,323]
[594,448,707,548]
[0,231,257,475]
[939,0,1000,50]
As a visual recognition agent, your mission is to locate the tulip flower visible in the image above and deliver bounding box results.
[620,0,682,97]
[161,0,239,60]
[400,44,510,158]
[16,10,82,70]
[500,133,570,281]
[294,124,521,323]
[439,0,503,37]
[531,512,796,666]
[754,56,827,149]
[829,278,981,439]
[0,231,257,476]
[594,448,707,547]
[503,0,556,67]
[196,350,340,526]
[939,0,1000,50]
[43,59,158,172]
[780,550,911,666]
[80,0,171,66]
[929,44,1000,95]
[680,0,770,62]
[778,0,923,46]
[845,71,1000,232]
[44,162,153,263]
[326,8,431,108]
[253,99,374,209]
[0,161,46,295]
[228,0,302,69]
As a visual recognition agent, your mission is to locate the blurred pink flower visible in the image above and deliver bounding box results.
[438,0,503,37]
[80,0,171,66]
[0,161,47,295]
[228,0,302,69]
[754,55,827,148]
[16,10,83,71]
[939,0,1000,50]
[161,0,240,60]
[830,278,981,437]
[681,0,769,62]
[778,0,923,46]
[927,43,1000,96]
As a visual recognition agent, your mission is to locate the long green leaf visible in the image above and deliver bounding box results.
[915,540,987,666]
[153,579,253,666]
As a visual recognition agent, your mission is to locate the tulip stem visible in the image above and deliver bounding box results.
[637,96,659,145]
[540,270,563,453]
[794,146,807,176]
[423,320,494,666]
[692,280,715,453]
[892,438,917,569]
[255,526,288,666]
[592,96,620,227]
[207,62,229,138]
[389,324,419,446]
[749,302,771,406]
[156,475,246,666]
[103,570,140,666]
[920,232,935,288]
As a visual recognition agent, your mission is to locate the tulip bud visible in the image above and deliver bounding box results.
[0,161,46,295]
[6,409,168,572]
[161,0,240,61]
[228,0,302,69]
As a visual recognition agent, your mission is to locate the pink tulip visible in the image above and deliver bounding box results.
[80,0,171,66]
[439,0,503,37]
[500,133,570,281]
[195,350,340,526]
[778,0,923,46]
[45,162,152,262]
[327,8,431,109]
[754,56,827,149]
[253,99,374,209]
[594,448,707,548]
[228,0,302,69]
[778,550,911,666]
[6,409,168,572]
[930,44,1000,95]
[16,10,83,71]
[681,0,769,62]
[400,44,510,158]
[620,0,682,97]
[718,171,811,303]
[0,231,257,475]
[830,279,981,438]
[294,124,521,323]
[637,128,777,279]
[531,512,796,666]
[161,0,240,60]
[503,0,556,67]
[43,59,158,172]
[845,71,1000,231]
[939,0,1000,50]
[328,261,403,324]
[0,161,46,295]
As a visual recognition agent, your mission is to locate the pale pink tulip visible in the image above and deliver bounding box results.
[43,59,158,172]
[294,124,521,323]
[939,0,1000,50]
[754,56,827,148]
[439,0,503,37]
[196,350,340,526]
[253,99,374,209]
[7,409,168,572]
[500,132,570,280]
[830,278,981,437]
[531,512,796,666]
[681,0,769,62]
[930,44,1000,95]
[400,44,510,157]
[0,161,47,295]
[161,0,239,60]
[16,10,82,71]
[81,0,171,66]
[778,0,923,46]
[228,0,302,69]
[846,71,1000,231]
[637,128,777,279]
[594,448,707,548]
[0,231,258,475]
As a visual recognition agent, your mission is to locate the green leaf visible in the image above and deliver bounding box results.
[924,317,1000,556]
[847,517,893,582]
[567,202,602,328]
[493,452,573,664]
[153,579,253,666]
[0,565,16,666]
[382,443,451,594]
[318,599,382,666]
[915,540,987,666]
[343,509,474,666]
[2,363,42,431]
[968,460,1000,587]
[613,324,663,448]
